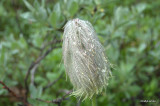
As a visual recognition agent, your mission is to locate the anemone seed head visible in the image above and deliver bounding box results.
[62,18,112,100]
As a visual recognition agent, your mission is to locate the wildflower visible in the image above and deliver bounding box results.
[62,18,112,100]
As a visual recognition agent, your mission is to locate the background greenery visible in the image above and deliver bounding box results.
[0,0,160,106]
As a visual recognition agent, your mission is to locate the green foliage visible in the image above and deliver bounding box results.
[0,0,160,106]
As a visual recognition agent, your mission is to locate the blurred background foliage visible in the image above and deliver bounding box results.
[0,0,160,106]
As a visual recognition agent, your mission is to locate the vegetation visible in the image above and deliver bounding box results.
[0,0,160,106]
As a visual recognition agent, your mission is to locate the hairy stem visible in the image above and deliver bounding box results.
[92,95,96,106]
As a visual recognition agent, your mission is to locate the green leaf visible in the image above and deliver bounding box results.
[69,1,79,16]
[28,98,46,106]
[150,79,158,91]
[129,85,141,96]
[38,6,47,20]
[46,72,57,81]
[0,4,7,16]
[0,89,6,95]
[41,0,45,8]
[49,11,57,28]
[29,84,37,98]
[138,43,146,53]
[37,86,43,98]
[54,3,61,18]
[23,0,35,11]
[136,3,147,13]
[20,12,36,22]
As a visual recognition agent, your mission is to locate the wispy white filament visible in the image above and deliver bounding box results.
[63,18,112,100]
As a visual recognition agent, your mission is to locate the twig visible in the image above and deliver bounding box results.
[43,73,63,91]
[31,64,39,85]
[40,39,60,51]
[30,39,62,85]
[76,98,81,106]
[28,42,41,51]
[0,81,17,97]
[36,90,72,106]
[24,39,61,101]
[0,81,31,106]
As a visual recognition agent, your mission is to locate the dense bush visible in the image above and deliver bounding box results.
[0,0,160,106]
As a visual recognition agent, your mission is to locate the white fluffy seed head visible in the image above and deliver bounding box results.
[62,18,112,100]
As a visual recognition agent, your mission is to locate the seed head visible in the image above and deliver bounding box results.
[62,18,112,100]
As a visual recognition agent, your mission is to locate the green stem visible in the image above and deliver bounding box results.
[92,95,96,106]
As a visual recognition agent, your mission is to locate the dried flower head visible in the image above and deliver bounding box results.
[62,18,112,100]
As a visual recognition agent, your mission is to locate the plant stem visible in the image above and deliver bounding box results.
[92,95,96,106]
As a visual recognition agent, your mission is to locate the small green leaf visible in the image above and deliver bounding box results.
[28,98,45,106]
[29,84,37,98]
[37,86,42,98]
[136,3,147,13]
[41,0,45,8]
[23,0,35,11]
[138,43,146,53]
[49,11,57,28]
[20,12,36,22]
[46,72,57,81]
[54,3,61,18]
[94,0,101,5]
[69,1,79,16]
[0,89,6,95]
[38,7,47,20]
[150,79,158,91]
[129,85,141,96]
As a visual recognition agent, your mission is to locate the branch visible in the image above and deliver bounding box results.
[0,81,31,106]
[43,73,63,91]
[36,90,72,106]
[76,99,81,106]
[40,39,61,51]
[24,39,61,101]
[28,42,41,51]
[31,63,39,85]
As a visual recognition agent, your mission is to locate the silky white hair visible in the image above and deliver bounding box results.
[62,18,112,100]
